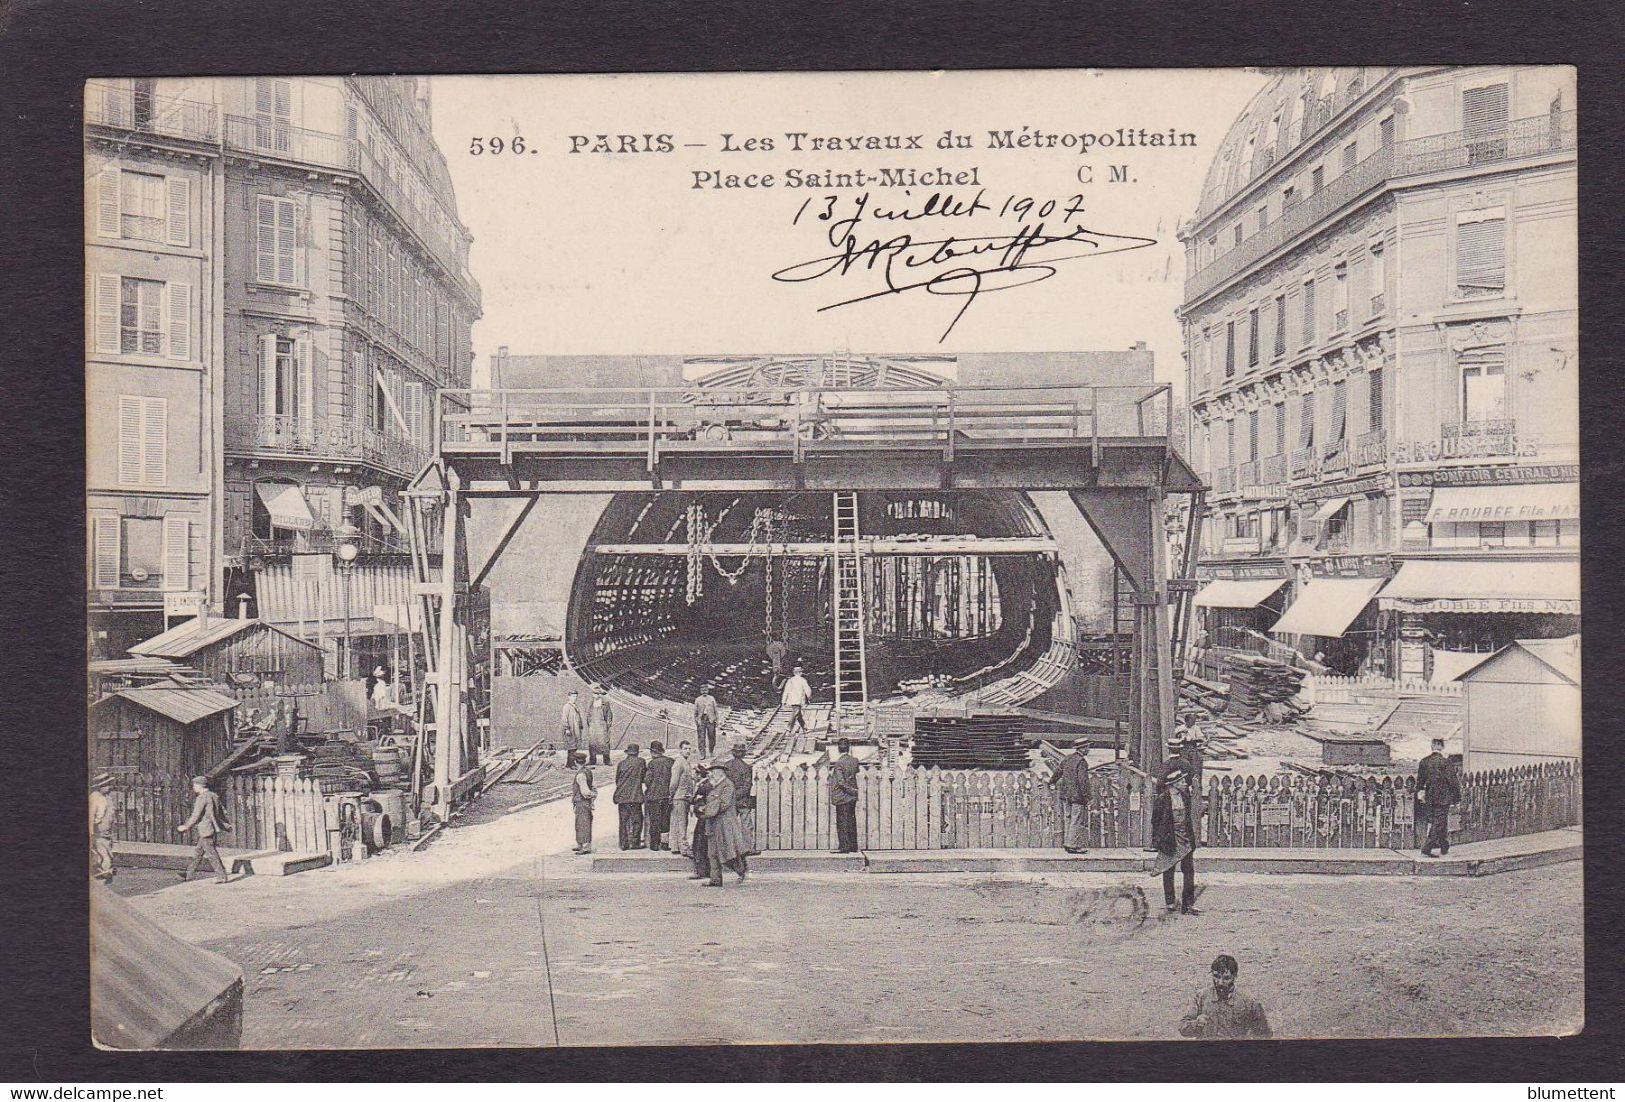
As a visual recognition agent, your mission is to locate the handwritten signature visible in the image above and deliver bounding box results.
[772,190,1158,342]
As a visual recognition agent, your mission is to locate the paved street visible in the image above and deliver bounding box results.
[127,785,1584,1048]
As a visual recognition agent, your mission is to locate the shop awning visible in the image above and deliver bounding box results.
[254,483,314,531]
[1425,484,1580,524]
[1312,496,1351,522]
[1269,577,1386,638]
[1378,559,1580,614]
[1193,578,1287,609]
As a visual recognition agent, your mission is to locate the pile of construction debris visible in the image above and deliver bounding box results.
[1182,651,1309,725]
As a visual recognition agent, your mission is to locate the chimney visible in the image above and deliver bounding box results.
[195,598,211,626]
[237,594,252,620]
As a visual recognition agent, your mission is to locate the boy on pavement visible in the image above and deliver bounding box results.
[1179,954,1271,1038]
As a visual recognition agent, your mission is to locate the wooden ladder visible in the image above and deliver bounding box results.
[830,490,869,733]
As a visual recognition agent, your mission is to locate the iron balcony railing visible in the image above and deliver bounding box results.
[1186,111,1575,303]
[1368,292,1386,318]
[236,414,430,477]
[1289,447,1315,479]
[1213,466,1236,493]
[85,82,218,142]
[1353,430,1387,468]
[1259,453,1285,486]
[1238,460,1259,488]
[1321,439,1350,472]
[437,383,1175,469]
[239,530,407,560]
[222,114,474,293]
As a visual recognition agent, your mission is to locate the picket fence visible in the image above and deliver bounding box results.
[1311,674,1463,701]
[747,760,1580,851]
[105,771,329,853]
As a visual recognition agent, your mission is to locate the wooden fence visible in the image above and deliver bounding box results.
[748,761,1579,851]
[227,679,368,735]
[1311,674,1463,701]
[106,771,329,853]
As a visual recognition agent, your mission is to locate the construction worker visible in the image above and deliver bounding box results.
[781,664,812,736]
[560,691,585,762]
[90,772,116,882]
[1049,746,1091,854]
[586,686,615,766]
[693,687,718,756]
[570,751,596,855]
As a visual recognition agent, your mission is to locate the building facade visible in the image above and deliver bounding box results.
[1177,66,1576,678]
[87,77,481,671]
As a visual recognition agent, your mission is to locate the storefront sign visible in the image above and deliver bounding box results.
[1398,465,1579,488]
[1382,597,1580,614]
[1199,562,1288,580]
[1310,555,1393,578]
[1391,436,1538,463]
[1292,474,1390,504]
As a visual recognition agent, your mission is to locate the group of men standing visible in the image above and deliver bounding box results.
[559,686,615,766]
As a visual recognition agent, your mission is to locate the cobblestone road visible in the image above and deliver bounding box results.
[129,785,1584,1048]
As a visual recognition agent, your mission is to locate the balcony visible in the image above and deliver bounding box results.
[1259,453,1285,486]
[240,529,407,560]
[1289,447,1314,479]
[1320,439,1349,473]
[1237,460,1259,489]
[222,114,475,294]
[1333,308,1348,333]
[1368,292,1386,317]
[1185,111,1575,304]
[86,81,217,143]
[1353,430,1387,468]
[1391,418,1521,464]
[1213,467,1235,493]
[234,414,431,477]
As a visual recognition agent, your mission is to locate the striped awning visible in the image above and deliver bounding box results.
[254,482,314,531]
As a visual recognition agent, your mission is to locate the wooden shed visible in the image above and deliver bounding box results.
[128,616,323,688]
[90,677,239,780]
[1455,635,1580,772]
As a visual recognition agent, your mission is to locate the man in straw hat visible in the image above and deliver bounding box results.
[89,772,116,882]
[698,757,749,886]
[1151,761,1200,915]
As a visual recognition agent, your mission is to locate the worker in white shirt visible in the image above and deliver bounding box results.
[781,664,813,736]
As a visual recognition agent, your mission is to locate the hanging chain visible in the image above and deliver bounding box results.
[763,509,775,640]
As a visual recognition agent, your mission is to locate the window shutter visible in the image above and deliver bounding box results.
[118,396,143,484]
[1369,369,1385,431]
[166,282,191,360]
[165,175,190,246]
[93,516,121,589]
[256,197,277,283]
[296,338,315,426]
[1274,402,1287,456]
[95,273,120,353]
[260,333,279,415]
[1303,279,1317,339]
[1457,217,1505,293]
[352,350,366,427]
[142,396,167,486]
[1330,380,1348,445]
[163,517,190,591]
[97,165,121,237]
[277,200,298,285]
[1298,393,1315,449]
[1463,83,1509,133]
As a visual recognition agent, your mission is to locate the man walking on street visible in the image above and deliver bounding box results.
[781,664,812,737]
[90,772,116,882]
[830,739,860,853]
[570,751,596,854]
[1152,762,1200,915]
[726,743,758,855]
[176,776,231,884]
[586,686,615,766]
[1179,954,1271,1038]
[614,744,647,850]
[560,690,585,764]
[1050,745,1091,853]
[693,687,718,757]
[699,759,749,886]
[670,740,696,858]
[1418,736,1461,857]
[643,741,674,850]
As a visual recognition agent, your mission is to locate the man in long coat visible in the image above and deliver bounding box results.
[669,741,696,858]
[613,744,647,850]
[687,767,714,880]
[725,743,758,855]
[699,760,749,886]
[570,751,596,854]
[586,686,615,766]
[642,741,674,851]
[560,691,585,763]
[829,739,861,853]
[1417,736,1461,857]
[176,776,231,884]
[1050,746,1091,854]
[1151,762,1199,915]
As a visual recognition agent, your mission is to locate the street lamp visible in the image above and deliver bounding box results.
[335,522,361,679]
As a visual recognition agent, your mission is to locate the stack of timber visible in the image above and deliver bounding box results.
[1220,653,1308,722]
[911,714,1029,770]
[1179,672,1230,717]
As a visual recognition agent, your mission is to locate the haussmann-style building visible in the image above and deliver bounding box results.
[1176,66,1577,680]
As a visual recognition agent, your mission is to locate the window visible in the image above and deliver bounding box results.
[1478,522,1506,548]
[91,514,188,592]
[1273,401,1286,456]
[1463,82,1509,162]
[369,233,383,314]
[1233,222,1243,247]
[435,298,450,368]
[1224,320,1236,378]
[255,195,298,285]
[1267,110,1282,151]
[1379,115,1395,147]
[254,77,292,152]
[1325,503,1350,546]
[1248,409,1259,462]
[1456,207,1506,297]
[1273,294,1287,357]
[120,277,162,354]
[1282,185,1298,211]
[1302,277,1317,344]
[259,334,314,425]
[1299,392,1315,453]
[1226,420,1236,468]
[1311,165,1324,194]
[1342,142,1358,172]
[1247,307,1260,367]
[1328,379,1348,450]
[131,78,155,130]
[1460,347,1507,423]
[1369,242,1386,312]
[1368,368,1384,433]
[1257,205,1269,233]
[1532,519,1560,547]
[119,171,165,242]
[120,518,163,589]
[1333,263,1349,330]
[117,395,166,486]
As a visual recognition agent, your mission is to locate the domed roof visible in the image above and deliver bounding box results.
[1195,67,1393,222]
